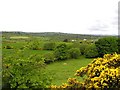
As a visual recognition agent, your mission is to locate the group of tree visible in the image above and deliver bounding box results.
[3,36,120,62]
[53,36,119,60]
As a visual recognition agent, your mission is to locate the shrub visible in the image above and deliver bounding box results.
[84,44,99,58]
[79,43,89,55]
[43,42,55,50]
[43,52,55,64]
[68,48,81,59]
[95,37,118,56]
[72,42,80,48]
[63,39,69,42]
[50,53,120,89]
[28,41,40,50]
[117,37,120,54]
[2,52,52,89]
[54,44,69,60]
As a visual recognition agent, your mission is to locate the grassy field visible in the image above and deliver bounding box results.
[2,49,52,59]
[45,56,93,85]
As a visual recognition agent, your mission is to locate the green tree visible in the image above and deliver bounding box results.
[79,43,89,55]
[54,44,69,60]
[117,37,120,54]
[28,40,40,50]
[84,44,99,58]
[68,48,81,59]
[95,37,118,56]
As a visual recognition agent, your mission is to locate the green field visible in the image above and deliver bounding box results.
[45,56,93,85]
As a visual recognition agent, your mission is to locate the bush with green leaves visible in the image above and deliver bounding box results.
[68,48,81,59]
[117,37,120,54]
[2,51,52,89]
[43,42,55,50]
[54,43,69,60]
[79,43,89,55]
[72,42,80,48]
[43,52,55,64]
[28,41,40,50]
[84,44,99,58]
[95,37,118,56]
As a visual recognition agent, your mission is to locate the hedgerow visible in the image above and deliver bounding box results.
[50,53,120,89]
[84,44,99,58]
[68,48,81,59]
[54,44,70,60]
[28,41,40,50]
[43,42,56,50]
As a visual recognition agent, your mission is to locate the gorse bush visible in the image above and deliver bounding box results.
[95,37,118,56]
[50,53,120,89]
[84,44,99,58]
[43,42,56,50]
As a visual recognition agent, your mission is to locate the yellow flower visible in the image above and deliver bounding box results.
[91,77,100,82]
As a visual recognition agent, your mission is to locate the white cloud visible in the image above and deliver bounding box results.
[0,0,119,35]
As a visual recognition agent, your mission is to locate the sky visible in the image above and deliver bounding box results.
[0,0,119,35]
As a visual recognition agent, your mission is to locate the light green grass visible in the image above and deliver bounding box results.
[2,49,52,59]
[10,36,29,39]
[45,56,93,85]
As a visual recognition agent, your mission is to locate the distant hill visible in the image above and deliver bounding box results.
[2,31,118,41]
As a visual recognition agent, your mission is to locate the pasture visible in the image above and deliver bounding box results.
[45,56,93,85]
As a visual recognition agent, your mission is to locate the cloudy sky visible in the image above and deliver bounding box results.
[0,0,119,35]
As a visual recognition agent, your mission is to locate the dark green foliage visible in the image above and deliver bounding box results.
[4,45,13,49]
[84,44,99,58]
[54,44,69,60]
[68,48,81,59]
[43,52,55,64]
[117,37,120,54]
[95,37,118,56]
[63,39,69,42]
[43,42,55,50]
